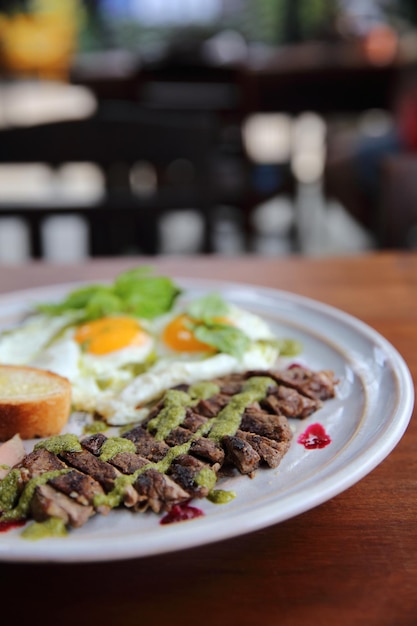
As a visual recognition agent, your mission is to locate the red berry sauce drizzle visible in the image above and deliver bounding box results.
[160,502,204,525]
[0,518,25,533]
[297,423,332,449]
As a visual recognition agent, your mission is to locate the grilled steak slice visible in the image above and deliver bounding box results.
[60,449,138,507]
[263,386,321,419]
[214,373,246,395]
[78,433,190,512]
[265,367,337,401]
[165,426,192,447]
[165,423,225,461]
[240,407,293,443]
[122,425,170,461]
[60,449,118,491]
[49,470,108,511]
[236,430,290,468]
[18,448,67,477]
[189,437,225,465]
[108,451,150,475]
[181,410,209,432]
[196,395,230,418]
[134,469,190,513]
[30,483,94,528]
[79,434,193,512]
[222,435,261,475]
[80,433,152,475]
[81,432,107,455]
[168,454,216,498]
[17,447,109,514]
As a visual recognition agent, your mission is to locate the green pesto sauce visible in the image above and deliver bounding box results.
[0,468,21,512]
[276,338,303,356]
[93,473,133,509]
[0,464,9,470]
[147,389,190,441]
[92,376,276,512]
[99,437,136,462]
[34,434,82,454]
[207,489,236,504]
[83,420,108,435]
[93,438,196,510]
[22,516,67,540]
[208,376,275,442]
[2,469,70,521]
[188,381,220,400]
[194,467,217,492]
[147,383,221,442]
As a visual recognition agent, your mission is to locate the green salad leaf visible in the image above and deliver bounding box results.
[185,293,251,359]
[36,266,181,321]
[192,321,251,359]
[185,292,302,359]
[186,292,229,322]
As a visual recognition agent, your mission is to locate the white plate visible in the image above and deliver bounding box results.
[0,278,413,563]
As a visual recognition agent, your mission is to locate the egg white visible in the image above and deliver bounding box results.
[95,302,280,425]
[0,312,79,365]
[0,313,156,417]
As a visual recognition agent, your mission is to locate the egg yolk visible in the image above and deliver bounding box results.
[74,316,149,355]
[162,314,231,353]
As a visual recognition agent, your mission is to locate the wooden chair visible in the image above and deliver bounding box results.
[0,102,217,258]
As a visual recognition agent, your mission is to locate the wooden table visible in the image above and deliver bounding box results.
[0,251,415,626]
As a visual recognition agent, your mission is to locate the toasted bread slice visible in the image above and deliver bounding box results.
[0,365,72,440]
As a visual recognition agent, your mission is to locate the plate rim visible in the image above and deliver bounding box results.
[0,276,414,563]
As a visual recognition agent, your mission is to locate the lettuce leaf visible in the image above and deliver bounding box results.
[186,292,229,322]
[185,294,250,358]
[193,321,251,359]
[36,266,181,321]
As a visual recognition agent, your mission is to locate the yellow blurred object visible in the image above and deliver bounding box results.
[0,0,83,80]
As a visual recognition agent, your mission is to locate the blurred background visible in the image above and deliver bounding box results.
[0,0,417,262]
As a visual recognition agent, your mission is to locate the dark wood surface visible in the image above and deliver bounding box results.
[0,252,415,626]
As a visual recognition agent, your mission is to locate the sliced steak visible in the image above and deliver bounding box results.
[181,410,209,432]
[240,407,293,443]
[195,394,230,418]
[134,469,190,513]
[222,435,261,475]
[49,470,108,511]
[30,483,94,528]
[164,428,224,464]
[236,430,290,468]
[122,425,170,461]
[108,451,150,475]
[189,437,225,465]
[18,447,67,477]
[3,365,338,532]
[81,432,107,455]
[168,454,215,498]
[263,386,321,419]
[60,449,118,491]
[165,426,193,447]
[60,449,138,507]
[266,367,338,401]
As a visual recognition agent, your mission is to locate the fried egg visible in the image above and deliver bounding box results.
[0,314,155,415]
[95,301,280,425]
[0,312,78,366]
[0,293,285,427]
